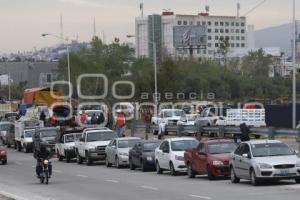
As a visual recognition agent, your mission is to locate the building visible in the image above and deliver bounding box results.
[0,62,58,88]
[135,11,250,61]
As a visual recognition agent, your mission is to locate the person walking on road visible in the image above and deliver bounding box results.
[115,110,126,137]
[80,111,87,124]
[39,111,46,126]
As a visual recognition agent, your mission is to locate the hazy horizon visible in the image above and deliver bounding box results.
[0,0,299,54]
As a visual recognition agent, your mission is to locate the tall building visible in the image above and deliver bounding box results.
[135,11,250,61]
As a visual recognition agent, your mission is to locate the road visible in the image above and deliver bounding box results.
[0,149,299,200]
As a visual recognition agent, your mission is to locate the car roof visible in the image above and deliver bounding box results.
[245,140,282,145]
[86,129,113,134]
[116,137,141,141]
[140,140,161,144]
[161,109,183,111]
[166,137,197,142]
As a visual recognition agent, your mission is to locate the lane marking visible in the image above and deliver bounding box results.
[141,186,158,191]
[189,195,212,199]
[76,174,88,178]
[105,179,119,183]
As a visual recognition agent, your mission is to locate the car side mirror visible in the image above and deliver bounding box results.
[242,153,251,159]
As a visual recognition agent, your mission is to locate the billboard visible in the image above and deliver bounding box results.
[173,25,207,48]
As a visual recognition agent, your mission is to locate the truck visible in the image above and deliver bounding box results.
[55,127,84,163]
[151,109,185,135]
[75,128,116,165]
[14,118,42,152]
[33,127,60,153]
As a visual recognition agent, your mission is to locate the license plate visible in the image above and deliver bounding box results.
[280,169,290,176]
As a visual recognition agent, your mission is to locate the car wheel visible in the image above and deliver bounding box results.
[207,165,215,180]
[17,142,22,152]
[77,153,83,164]
[2,159,7,165]
[250,169,259,186]
[129,158,135,170]
[115,157,121,168]
[22,145,27,153]
[230,167,240,183]
[58,152,63,161]
[295,178,300,184]
[105,156,112,167]
[141,159,147,172]
[170,162,177,176]
[86,152,92,166]
[187,163,196,178]
[156,161,163,174]
[65,152,71,163]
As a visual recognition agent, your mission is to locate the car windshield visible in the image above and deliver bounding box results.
[118,139,141,148]
[165,110,184,118]
[86,111,103,117]
[74,133,82,141]
[251,143,295,157]
[208,143,237,154]
[143,142,161,152]
[0,124,11,131]
[186,115,197,121]
[87,131,115,142]
[209,108,228,116]
[65,134,75,143]
[40,130,57,138]
[171,140,198,151]
[24,130,34,138]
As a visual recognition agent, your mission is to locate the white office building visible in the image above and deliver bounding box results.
[135,11,252,61]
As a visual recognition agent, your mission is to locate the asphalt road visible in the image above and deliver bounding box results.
[0,148,300,200]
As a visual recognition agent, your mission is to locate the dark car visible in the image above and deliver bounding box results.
[0,140,7,165]
[184,139,237,180]
[129,140,161,171]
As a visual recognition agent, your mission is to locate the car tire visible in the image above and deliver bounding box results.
[58,152,63,161]
[77,153,83,164]
[187,163,196,178]
[2,159,7,165]
[295,178,300,184]
[207,165,215,180]
[156,161,163,174]
[230,167,240,183]
[66,152,71,163]
[105,156,112,167]
[141,160,147,172]
[86,152,93,166]
[129,158,135,170]
[17,142,22,152]
[250,169,259,186]
[115,157,121,168]
[170,162,177,176]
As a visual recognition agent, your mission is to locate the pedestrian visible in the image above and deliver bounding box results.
[91,113,97,125]
[115,110,126,137]
[39,111,46,126]
[80,111,87,124]
[240,123,250,142]
[97,112,105,125]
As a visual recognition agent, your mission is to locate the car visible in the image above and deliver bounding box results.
[195,107,229,127]
[55,130,83,163]
[129,140,161,171]
[230,140,300,186]
[184,139,237,180]
[105,137,142,168]
[0,121,14,146]
[177,114,199,135]
[75,128,116,165]
[155,137,199,176]
[0,140,7,165]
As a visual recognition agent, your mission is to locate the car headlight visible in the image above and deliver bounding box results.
[119,152,128,156]
[146,156,153,161]
[212,160,224,166]
[296,162,300,167]
[258,163,273,169]
[0,151,6,155]
[88,147,97,151]
[175,155,184,161]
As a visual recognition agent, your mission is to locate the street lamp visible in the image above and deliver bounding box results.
[126,35,158,112]
[292,0,297,128]
[41,33,71,105]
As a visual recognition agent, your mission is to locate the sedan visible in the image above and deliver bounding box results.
[230,140,300,186]
[0,140,7,165]
[129,140,161,171]
[105,137,141,168]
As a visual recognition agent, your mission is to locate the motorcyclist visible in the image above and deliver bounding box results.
[34,146,53,178]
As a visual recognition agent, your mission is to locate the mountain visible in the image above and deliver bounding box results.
[255,22,300,55]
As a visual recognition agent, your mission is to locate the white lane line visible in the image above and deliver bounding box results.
[105,179,119,183]
[141,186,158,191]
[0,190,29,200]
[76,174,88,178]
[189,195,212,199]
[53,170,62,173]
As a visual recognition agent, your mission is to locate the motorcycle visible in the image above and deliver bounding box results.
[39,159,50,184]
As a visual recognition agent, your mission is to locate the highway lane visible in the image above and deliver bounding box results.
[0,149,299,200]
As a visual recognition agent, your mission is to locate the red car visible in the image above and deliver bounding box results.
[0,141,7,165]
[184,139,236,180]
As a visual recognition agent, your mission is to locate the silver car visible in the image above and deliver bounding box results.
[230,140,300,186]
[105,137,141,168]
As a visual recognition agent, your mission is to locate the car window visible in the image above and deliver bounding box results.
[198,143,205,153]
[242,144,250,154]
[159,141,167,150]
[234,144,244,156]
[171,140,198,151]
[118,139,141,148]
[143,142,160,152]
[251,142,295,157]
[87,131,115,142]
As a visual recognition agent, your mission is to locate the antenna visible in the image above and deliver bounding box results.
[237,3,241,18]
[60,14,64,43]
[93,17,97,37]
[140,2,144,17]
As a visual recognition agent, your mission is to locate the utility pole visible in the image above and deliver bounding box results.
[292,0,297,128]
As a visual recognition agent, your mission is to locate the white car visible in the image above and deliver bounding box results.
[155,137,198,175]
[105,137,142,168]
[230,140,300,186]
[177,114,199,135]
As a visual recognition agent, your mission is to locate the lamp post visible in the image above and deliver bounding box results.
[292,0,297,128]
[41,33,71,105]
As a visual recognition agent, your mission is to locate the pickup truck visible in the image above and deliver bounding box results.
[151,109,185,135]
[75,128,116,165]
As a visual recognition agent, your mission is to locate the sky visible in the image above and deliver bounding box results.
[0,0,299,53]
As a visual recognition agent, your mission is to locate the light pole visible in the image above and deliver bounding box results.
[41,33,71,105]
[292,0,297,128]
[126,35,158,112]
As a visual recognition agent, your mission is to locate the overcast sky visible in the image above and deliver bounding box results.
[0,0,298,53]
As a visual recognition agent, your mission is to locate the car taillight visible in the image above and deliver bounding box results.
[0,151,6,155]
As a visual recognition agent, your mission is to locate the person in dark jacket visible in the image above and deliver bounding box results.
[34,146,52,178]
[39,111,46,125]
[240,123,251,142]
